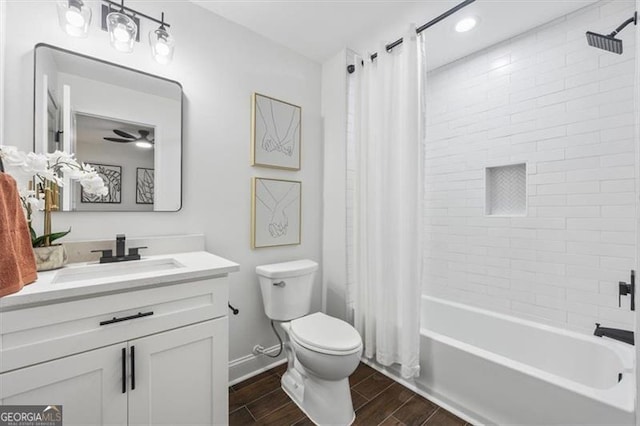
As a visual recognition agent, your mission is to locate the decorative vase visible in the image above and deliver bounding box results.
[33,244,68,272]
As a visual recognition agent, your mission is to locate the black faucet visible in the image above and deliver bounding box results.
[594,323,634,345]
[116,234,126,258]
[92,234,147,264]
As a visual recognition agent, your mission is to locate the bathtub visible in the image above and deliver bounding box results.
[418,295,635,425]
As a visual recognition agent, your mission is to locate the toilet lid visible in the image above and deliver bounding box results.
[290,312,362,355]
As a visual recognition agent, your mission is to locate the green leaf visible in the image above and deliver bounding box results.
[29,226,37,246]
[32,228,71,248]
[48,228,72,244]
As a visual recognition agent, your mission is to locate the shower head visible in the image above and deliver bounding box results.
[586,12,637,55]
[586,31,623,54]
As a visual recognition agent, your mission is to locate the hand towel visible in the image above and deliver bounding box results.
[0,172,37,297]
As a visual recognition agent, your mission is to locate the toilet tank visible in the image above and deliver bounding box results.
[256,260,318,321]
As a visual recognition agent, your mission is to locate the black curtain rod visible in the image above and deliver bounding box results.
[347,0,475,73]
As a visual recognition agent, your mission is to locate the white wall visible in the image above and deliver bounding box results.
[1,1,323,379]
[321,49,348,320]
[423,0,637,333]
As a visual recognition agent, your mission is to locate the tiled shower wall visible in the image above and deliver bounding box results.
[423,0,637,332]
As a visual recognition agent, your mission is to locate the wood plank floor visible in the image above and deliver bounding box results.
[229,363,472,426]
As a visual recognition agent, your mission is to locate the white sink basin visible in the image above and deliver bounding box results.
[52,258,185,284]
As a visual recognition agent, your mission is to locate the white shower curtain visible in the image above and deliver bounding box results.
[352,26,425,379]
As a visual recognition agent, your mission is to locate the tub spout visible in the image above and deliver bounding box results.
[594,323,634,345]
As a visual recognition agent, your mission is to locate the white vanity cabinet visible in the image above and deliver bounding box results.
[128,319,228,426]
[0,342,128,426]
[0,255,236,426]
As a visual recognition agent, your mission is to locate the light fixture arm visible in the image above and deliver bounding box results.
[159,12,166,31]
[102,0,170,28]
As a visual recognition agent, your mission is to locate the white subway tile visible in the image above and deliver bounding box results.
[529,195,567,206]
[567,193,635,206]
[567,288,618,308]
[511,301,567,323]
[567,241,634,258]
[565,230,601,243]
[600,256,634,271]
[601,205,635,218]
[601,231,635,245]
[536,206,599,218]
[600,153,635,168]
[417,0,636,335]
[598,305,634,325]
[537,181,599,195]
[537,157,600,173]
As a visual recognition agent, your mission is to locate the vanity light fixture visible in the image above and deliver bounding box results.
[56,0,92,38]
[57,0,175,63]
[455,17,478,33]
[149,13,175,64]
[106,1,137,53]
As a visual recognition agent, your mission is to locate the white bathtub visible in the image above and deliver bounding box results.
[418,295,635,425]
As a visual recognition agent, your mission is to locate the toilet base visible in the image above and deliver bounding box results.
[281,366,356,426]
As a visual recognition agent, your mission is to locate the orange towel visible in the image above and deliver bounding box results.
[0,172,37,297]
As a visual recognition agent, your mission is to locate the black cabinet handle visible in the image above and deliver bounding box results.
[100,311,154,326]
[131,345,136,391]
[121,347,126,394]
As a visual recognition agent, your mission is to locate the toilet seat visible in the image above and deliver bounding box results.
[290,312,362,356]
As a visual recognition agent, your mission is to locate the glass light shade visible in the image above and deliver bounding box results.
[56,0,91,38]
[149,27,175,64]
[135,141,153,149]
[107,11,137,53]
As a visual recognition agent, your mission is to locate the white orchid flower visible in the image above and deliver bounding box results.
[0,145,27,166]
[27,195,45,211]
[24,152,49,174]
[46,150,75,163]
[0,146,108,195]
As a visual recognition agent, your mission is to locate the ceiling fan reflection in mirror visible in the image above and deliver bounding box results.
[104,129,155,149]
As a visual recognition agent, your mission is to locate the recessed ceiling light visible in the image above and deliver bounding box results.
[455,17,477,33]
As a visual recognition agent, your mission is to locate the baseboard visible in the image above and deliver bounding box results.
[229,344,287,386]
[359,358,486,426]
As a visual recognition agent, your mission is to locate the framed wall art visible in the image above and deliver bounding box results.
[252,177,301,248]
[136,168,154,204]
[251,93,301,170]
[81,163,121,204]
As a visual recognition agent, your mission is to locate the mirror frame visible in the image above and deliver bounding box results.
[32,43,184,212]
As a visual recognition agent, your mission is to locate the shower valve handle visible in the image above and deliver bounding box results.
[618,270,635,311]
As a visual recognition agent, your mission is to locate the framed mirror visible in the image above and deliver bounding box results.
[33,44,182,212]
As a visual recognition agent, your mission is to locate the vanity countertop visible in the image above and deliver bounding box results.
[0,251,239,310]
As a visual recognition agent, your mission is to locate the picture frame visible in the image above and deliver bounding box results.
[251,93,301,170]
[81,163,121,204]
[136,167,155,205]
[251,177,301,248]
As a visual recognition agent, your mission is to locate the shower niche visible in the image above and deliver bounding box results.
[485,163,527,217]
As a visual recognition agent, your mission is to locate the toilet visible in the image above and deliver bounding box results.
[256,259,363,426]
